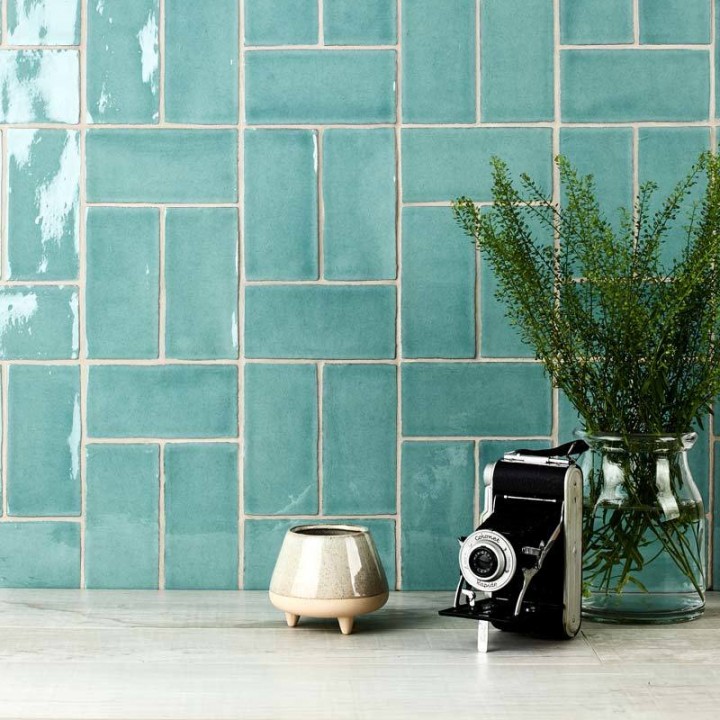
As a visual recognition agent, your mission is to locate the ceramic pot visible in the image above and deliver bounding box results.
[269,524,389,634]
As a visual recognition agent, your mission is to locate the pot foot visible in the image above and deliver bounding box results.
[285,612,299,628]
[338,617,354,635]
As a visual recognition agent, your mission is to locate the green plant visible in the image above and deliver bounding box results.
[453,153,720,604]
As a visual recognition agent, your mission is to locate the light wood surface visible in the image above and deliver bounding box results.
[0,590,717,718]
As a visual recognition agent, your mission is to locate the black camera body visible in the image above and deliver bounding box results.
[440,442,585,646]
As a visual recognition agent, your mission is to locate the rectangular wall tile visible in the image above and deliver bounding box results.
[402,207,475,359]
[86,208,159,359]
[402,0,475,123]
[88,366,238,438]
[639,0,710,44]
[0,523,79,588]
[323,129,396,280]
[402,362,552,436]
[244,130,318,280]
[85,444,159,589]
[244,364,318,515]
[562,50,710,122]
[0,50,79,123]
[323,365,397,515]
[7,0,80,44]
[165,0,238,124]
[560,0,633,44]
[7,130,79,280]
[245,0,318,45]
[244,518,396,590]
[8,366,80,516]
[86,130,238,203]
[324,0,397,45]
[401,441,474,590]
[402,128,552,203]
[481,0,553,121]
[245,285,396,359]
[165,209,238,360]
[165,444,238,590]
[87,0,159,123]
[245,50,396,124]
[0,286,78,360]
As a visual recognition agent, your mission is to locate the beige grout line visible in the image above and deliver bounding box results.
[158,440,166,589]
[0,515,82,523]
[318,0,324,45]
[159,0,166,123]
[158,207,166,360]
[316,128,324,278]
[560,43,711,51]
[552,0,562,446]
[1,0,7,44]
[475,0,481,124]
[633,0,640,45]
[473,440,480,526]
[709,0,717,588]
[1,128,6,280]
[317,362,324,515]
[1,362,8,518]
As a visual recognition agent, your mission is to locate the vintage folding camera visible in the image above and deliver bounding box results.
[440,440,586,651]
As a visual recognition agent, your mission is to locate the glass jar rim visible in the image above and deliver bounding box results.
[574,429,697,450]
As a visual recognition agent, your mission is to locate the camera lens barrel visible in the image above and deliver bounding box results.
[459,530,517,591]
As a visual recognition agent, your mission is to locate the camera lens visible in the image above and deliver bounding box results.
[469,545,501,579]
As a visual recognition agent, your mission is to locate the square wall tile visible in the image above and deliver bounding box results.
[164,444,238,590]
[402,207,475,359]
[401,441,474,589]
[8,365,80,516]
[402,362,552,437]
[323,129,396,280]
[245,285,396,359]
[7,0,80,44]
[323,365,397,515]
[0,523,79,588]
[245,50,396,124]
[165,209,239,360]
[86,208,160,359]
[85,444,160,589]
[560,0,633,44]
[639,0,710,44]
[88,365,238,438]
[165,0,239,123]
[324,0,397,45]
[244,364,318,516]
[402,0,475,123]
[244,518,396,590]
[7,130,79,280]
[0,50,79,123]
[87,0,159,123]
[481,0,554,121]
[245,0,318,45]
[244,130,318,280]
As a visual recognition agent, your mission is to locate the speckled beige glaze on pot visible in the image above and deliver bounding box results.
[269,525,389,635]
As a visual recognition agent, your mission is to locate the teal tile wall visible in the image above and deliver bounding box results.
[0,1,718,591]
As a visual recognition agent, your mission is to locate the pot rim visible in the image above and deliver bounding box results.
[289,524,369,538]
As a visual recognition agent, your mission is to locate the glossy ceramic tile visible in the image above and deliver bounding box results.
[245,285,396,359]
[322,365,397,515]
[244,130,318,280]
[244,364,318,516]
[0,523,79,588]
[639,0,710,44]
[562,50,710,122]
[322,129,396,280]
[87,366,238,438]
[0,50,78,123]
[7,0,80,45]
[87,0,159,123]
[402,207,475,358]
[244,0,318,45]
[6,130,79,280]
[245,50,396,124]
[86,130,238,203]
[244,518,396,590]
[85,444,160,589]
[402,0,475,123]
[401,441,474,590]
[164,0,238,124]
[560,0,633,44]
[402,128,553,202]
[164,444,238,590]
[0,286,78,360]
[324,0,397,45]
[481,0,554,121]
[86,207,160,359]
[165,209,238,360]
[402,362,552,437]
[7,365,80,516]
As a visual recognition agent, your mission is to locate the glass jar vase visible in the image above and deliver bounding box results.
[578,432,706,624]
